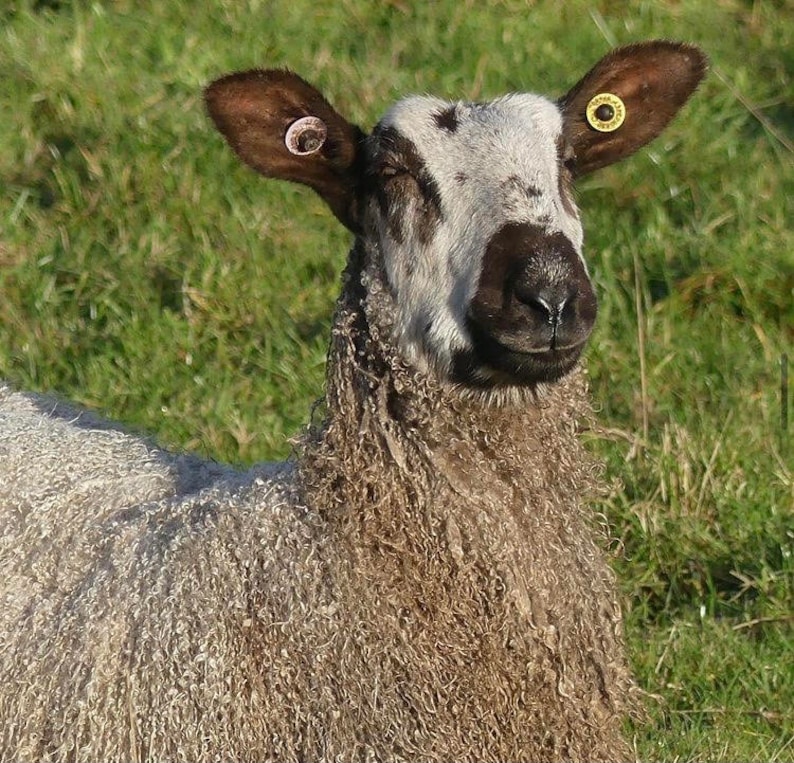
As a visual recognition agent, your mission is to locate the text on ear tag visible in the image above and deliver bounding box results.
[585,93,626,133]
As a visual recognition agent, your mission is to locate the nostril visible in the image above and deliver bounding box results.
[513,282,571,325]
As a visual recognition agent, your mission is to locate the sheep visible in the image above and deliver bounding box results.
[0,40,706,762]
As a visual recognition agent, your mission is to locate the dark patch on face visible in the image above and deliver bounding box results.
[455,172,468,185]
[555,136,578,219]
[366,124,444,246]
[451,324,587,388]
[450,346,487,386]
[452,222,597,387]
[503,174,544,203]
[433,105,459,132]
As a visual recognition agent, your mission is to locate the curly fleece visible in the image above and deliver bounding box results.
[0,243,637,762]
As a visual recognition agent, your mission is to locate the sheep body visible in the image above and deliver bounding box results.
[0,252,633,761]
[0,41,707,762]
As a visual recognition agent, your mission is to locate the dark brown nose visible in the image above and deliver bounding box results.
[462,222,597,385]
[510,233,597,351]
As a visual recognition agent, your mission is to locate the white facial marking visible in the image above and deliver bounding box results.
[368,93,585,380]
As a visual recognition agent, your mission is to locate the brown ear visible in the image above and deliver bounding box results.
[205,69,365,231]
[560,41,707,176]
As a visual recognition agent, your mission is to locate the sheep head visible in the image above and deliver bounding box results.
[205,41,706,388]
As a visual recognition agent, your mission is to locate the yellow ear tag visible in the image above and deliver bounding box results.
[585,93,626,133]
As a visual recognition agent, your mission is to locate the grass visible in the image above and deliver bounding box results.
[1,0,792,760]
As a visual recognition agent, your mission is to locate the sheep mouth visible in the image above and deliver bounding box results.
[451,316,587,387]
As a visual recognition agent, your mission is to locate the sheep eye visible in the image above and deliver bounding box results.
[379,163,403,180]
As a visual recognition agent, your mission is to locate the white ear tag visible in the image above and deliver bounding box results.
[585,93,626,133]
[285,116,327,155]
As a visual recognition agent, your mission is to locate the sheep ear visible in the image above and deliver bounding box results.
[559,41,708,176]
[205,69,365,231]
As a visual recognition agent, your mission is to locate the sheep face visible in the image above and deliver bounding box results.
[362,95,594,386]
[205,41,707,388]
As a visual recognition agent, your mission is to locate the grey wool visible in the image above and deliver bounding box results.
[0,265,630,761]
[0,41,707,762]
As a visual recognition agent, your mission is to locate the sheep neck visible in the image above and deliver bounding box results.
[298,239,605,576]
[292,240,631,744]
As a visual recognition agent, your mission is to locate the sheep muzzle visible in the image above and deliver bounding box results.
[462,223,598,385]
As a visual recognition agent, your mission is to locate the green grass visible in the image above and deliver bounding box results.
[1,1,792,760]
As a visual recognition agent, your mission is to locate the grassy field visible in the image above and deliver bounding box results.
[1,0,792,760]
